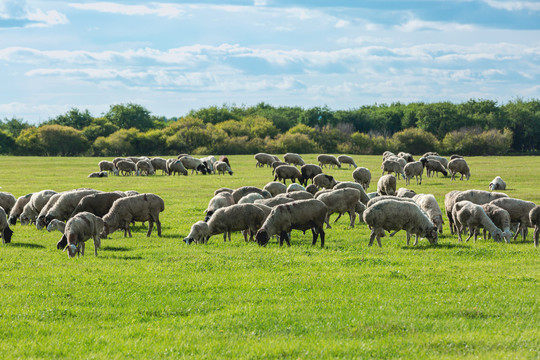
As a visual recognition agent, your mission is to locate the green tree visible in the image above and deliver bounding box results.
[388,128,440,155]
[15,127,43,155]
[0,129,16,154]
[93,128,142,156]
[105,103,154,131]
[0,117,31,138]
[241,115,278,139]
[46,108,93,130]
[82,117,119,142]
[416,102,464,139]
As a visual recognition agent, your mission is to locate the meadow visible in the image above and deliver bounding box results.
[0,155,538,359]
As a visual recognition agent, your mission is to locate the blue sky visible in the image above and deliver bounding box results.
[1,0,539,124]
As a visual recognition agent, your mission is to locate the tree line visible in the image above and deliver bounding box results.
[0,99,538,157]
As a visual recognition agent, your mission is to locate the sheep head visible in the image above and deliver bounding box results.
[255,229,270,246]
[425,226,438,245]
[64,243,79,258]
[2,226,13,244]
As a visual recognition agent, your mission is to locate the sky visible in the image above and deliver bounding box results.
[0,0,539,124]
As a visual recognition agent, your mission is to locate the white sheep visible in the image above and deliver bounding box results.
[205,192,235,221]
[57,212,104,258]
[452,201,504,242]
[337,155,357,168]
[88,171,108,178]
[333,181,370,205]
[200,156,217,174]
[315,188,361,229]
[166,158,188,176]
[180,156,208,175]
[274,165,303,185]
[0,192,16,216]
[136,159,155,176]
[231,186,271,203]
[352,167,371,190]
[425,155,448,168]
[482,203,512,243]
[422,159,448,177]
[184,221,210,244]
[47,219,66,233]
[287,183,305,193]
[448,158,470,180]
[21,190,58,226]
[44,189,101,225]
[263,182,287,197]
[116,160,137,176]
[489,197,536,242]
[254,153,277,168]
[377,174,397,196]
[317,154,341,168]
[238,193,265,204]
[403,161,424,185]
[283,153,305,167]
[98,160,119,176]
[396,188,416,198]
[413,194,445,234]
[214,161,233,175]
[381,159,405,179]
[150,157,169,175]
[8,193,33,225]
[313,174,337,189]
[489,176,506,191]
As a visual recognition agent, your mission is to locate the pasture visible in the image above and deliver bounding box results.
[0,155,538,359]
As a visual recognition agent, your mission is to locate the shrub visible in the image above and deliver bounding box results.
[388,128,440,155]
[442,127,513,155]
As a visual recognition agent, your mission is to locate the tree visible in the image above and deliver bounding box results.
[105,103,154,131]
[0,117,31,138]
[0,129,15,154]
[82,117,119,142]
[416,102,464,139]
[388,128,440,155]
[37,125,90,156]
[46,108,93,130]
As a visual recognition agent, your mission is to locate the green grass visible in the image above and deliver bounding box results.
[0,155,538,359]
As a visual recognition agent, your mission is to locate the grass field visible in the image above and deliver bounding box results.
[0,155,539,359]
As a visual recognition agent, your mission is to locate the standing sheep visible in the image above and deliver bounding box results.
[313,174,337,189]
[529,205,540,247]
[57,212,104,258]
[452,201,504,242]
[421,158,448,177]
[377,175,397,196]
[0,192,17,218]
[136,159,155,176]
[352,167,371,190]
[214,161,233,175]
[381,159,405,179]
[166,158,188,176]
[413,194,445,233]
[263,182,287,197]
[219,156,231,169]
[116,160,137,176]
[180,156,208,175]
[300,164,323,186]
[254,153,277,168]
[448,158,470,180]
[8,193,33,225]
[21,190,57,226]
[205,192,235,221]
[337,155,357,169]
[98,160,119,176]
[274,165,302,185]
[482,203,512,243]
[317,154,341,168]
[71,192,125,218]
[404,161,424,185]
[489,176,506,191]
[489,198,536,242]
[44,189,101,225]
[150,157,169,175]
[315,188,361,228]
[283,153,305,167]
[425,155,449,168]
[0,206,13,244]
[333,182,370,205]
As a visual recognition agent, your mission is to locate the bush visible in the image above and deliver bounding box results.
[388,128,440,155]
[442,127,513,155]
[93,128,141,156]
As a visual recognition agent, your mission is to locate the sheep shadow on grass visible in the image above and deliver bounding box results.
[7,242,46,249]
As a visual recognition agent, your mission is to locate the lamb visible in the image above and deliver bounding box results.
[237,193,265,204]
[180,156,208,175]
[317,154,341,168]
[300,164,323,186]
[403,161,424,185]
[214,161,233,175]
[0,206,13,244]
[337,155,357,168]
[205,192,235,221]
[363,199,438,247]
[528,206,540,247]
[184,204,265,243]
[231,186,271,203]
[20,190,57,226]
[396,188,416,198]
[352,167,371,190]
[219,155,231,169]
[413,194,445,233]
[88,171,108,178]
[254,153,277,168]
[315,188,361,228]
[313,174,337,189]
[448,158,470,180]
[263,182,287,197]
[489,197,536,242]
[255,199,328,247]
[287,183,305,192]
[46,219,66,233]
[452,201,504,242]
[381,159,405,179]
[0,192,16,217]
[482,203,512,242]
[305,184,319,195]
[71,192,125,218]
[489,176,506,191]
[333,182,370,205]
[101,193,165,238]
[98,160,119,176]
[8,193,33,225]
[57,212,104,258]
[274,165,302,185]
[283,153,305,167]
[150,157,169,175]
[377,175,397,196]
[44,189,101,225]
[183,221,209,244]
[422,158,448,177]
[116,160,137,176]
[166,158,188,176]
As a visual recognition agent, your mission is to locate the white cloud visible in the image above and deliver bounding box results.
[68,2,185,18]
[397,18,475,32]
[0,0,67,27]
[335,19,350,28]
[484,0,540,11]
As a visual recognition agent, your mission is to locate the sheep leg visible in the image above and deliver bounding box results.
[146,219,154,237]
[223,232,227,242]
[348,211,355,228]
[376,235,382,247]
[534,226,539,247]
[325,214,332,229]
[406,232,410,246]
[80,242,85,256]
[513,223,522,241]
[333,213,342,223]
[389,230,399,237]
[127,226,132,238]
[465,226,473,242]
[522,225,528,242]
[413,234,419,246]
[156,219,162,237]
[368,231,376,247]
[93,237,100,256]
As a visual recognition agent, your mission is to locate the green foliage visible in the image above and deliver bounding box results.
[0,117,31,138]
[45,108,93,130]
[389,128,440,154]
[273,133,320,153]
[93,128,142,156]
[0,129,15,154]
[442,128,513,155]
[82,117,119,142]
[105,103,154,131]
[416,102,465,139]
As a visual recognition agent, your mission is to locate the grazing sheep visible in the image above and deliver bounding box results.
[214,187,234,196]
[300,164,323,186]
[388,156,407,170]
[71,192,125,218]
[231,186,271,204]
[185,204,265,243]
[450,154,463,160]
[529,206,540,247]
[337,155,357,168]
[214,161,233,175]
[489,197,536,242]
[482,203,512,243]
[422,158,448,177]
[489,176,506,191]
[8,193,33,225]
[313,174,337,189]
[36,193,64,230]
[396,188,416,198]
[57,212,104,258]
[180,156,208,175]
[448,158,470,181]
[382,151,395,160]
[454,190,508,205]
[263,182,287,197]
[367,195,417,208]
[381,159,405,179]
[101,193,165,238]
[0,206,13,244]
[363,199,438,247]
[219,155,231,169]
[352,167,371,190]
[255,199,328,247]
[184,221,209,244]
[47,219,66,233]
[404,161,424,185]
[425,155,448,168]
[276,191,313,201]
[315,188,361,228]
[284,153,305,167]
[305,184,319,196]
[88,171,108,178]
[274,165,303,185]
[21,190,58,226]
[150,157,169,175]
[397,152,414,163]
[116,160,137,176]
[377,175,397,196]
[205,192,235,222]
[413,194,445,233]
[287,183,305,193]
[0,192,16,217]
[200,156,217,174]
[135,159,155,176]
[44,189,101,225]
[452,201,504,242]
[271,161,288,174]
[166,158,188,176]
[238,193,265,204]
[99,160,119,176]
[317,154,341,168]
[333,181,370,205]
[255,196,296,208]
[255,153,277,168]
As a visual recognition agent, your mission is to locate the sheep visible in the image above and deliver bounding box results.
[448,158,470,181]
[271,161,288,174]
[425,155,448,168]
[283,153,305,167]
[529,206,540,247]
[71,192,125,218]
[489,176,506,191]
[255,199,328,247]
[263,182,287,197]
[101,193,165,238]
[116,160,137,176]
[205,192,235,221]
[482,203,512,243]
[214,187,234,196]
[150,157,169,175]
[382,151,395,160]
[231,186,271,204]
[219,155,231,169]
[44,189,101,226]
[36,193,64,230]
[317,154,341,168]
[287,183,305,193]
[127,156,147,164]
[489,198,536,242]
[0,192,16,217]
[57,212,104,258]
[377,175,397,196]
[333,182,370,205]
[214,161,233,175]
[98,160,119,176]
[135,159,155,176]
[184,221,209,244]
[397,152,414,163]
[337,155,357,168]
[313,174,337,189]
[413,194,445,234]
[274,165,303,185]
[300,164,323,186]
[452,201,504,242]
[381,159,405,179]
[238,193,265,204]
[444,191,461,235]
[403,161,424,185]
[450,154,463,160]
[200,156,217,174]
[453,190,508,205]
[47,219,66,233]
[124,190,139,197]
[185,204,265,243]
[421,158,448,177]
[363,199,438,247]
[8,193,33,225]
[180,156,208,175]
[255,196,295,208]
[305,184,319,196]
[367,195,417,208]
[396,188,416,198]
[352,167,371,190]
[0,206,13,244]
[254,153,277,168]
[166,158,188,176]
[315,188,361,229]
[276,191,313,201]
[20,190,57,226]
[88,171,109,178]
[388,156,407,170]
[112,157,127,167]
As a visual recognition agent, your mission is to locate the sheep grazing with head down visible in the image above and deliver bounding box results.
[315,188,361,229]
[404,161,424,185]
[200,156,216,174]
[271,161,288,174]
[337,155,357,169]
[47,219,66,233]
[219,156,231,169]
[36,193,65,229]
[413,193,445,233]
[489,176,506,191]
[116,160,137,176]
[481,203,512,243]
[98,160,119,176]
[396,188,416,198]
[205,192,235,221]
[254,153,277,168]
[214,161,233,175]
[333,181,370,205]
[452,201,504,242]
[179,156,208,175]
[300,164,323,186]
[44,189,101,225]
[381,159,405,179]
[363,199,438,247]
[8,193,33,225]
[231,186,271,204]
[150,157,168,175]
[317,154,341,168]
[21,190,58,226]
[283,153,305,167]
[255,199,328,247]
[448,158,470,181]
[421,158,448,177]
[263,182,287,197]
[489,197,536,242]
[377,174,397,196]
[528,205,540,247]
[101,193,165,238]
[352,167,371,190]
[0,206,13,244]
[425,155,448,168]
[313,174,337,189]
[56,212,104,258]
[184,221,209,244]
[0,192,16,218]
[166,158,188,176]
[274,165,302,185]
[397,152,414,163]
[136,159,155,176]
[287,183,305,193]
[71,192,126,218]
